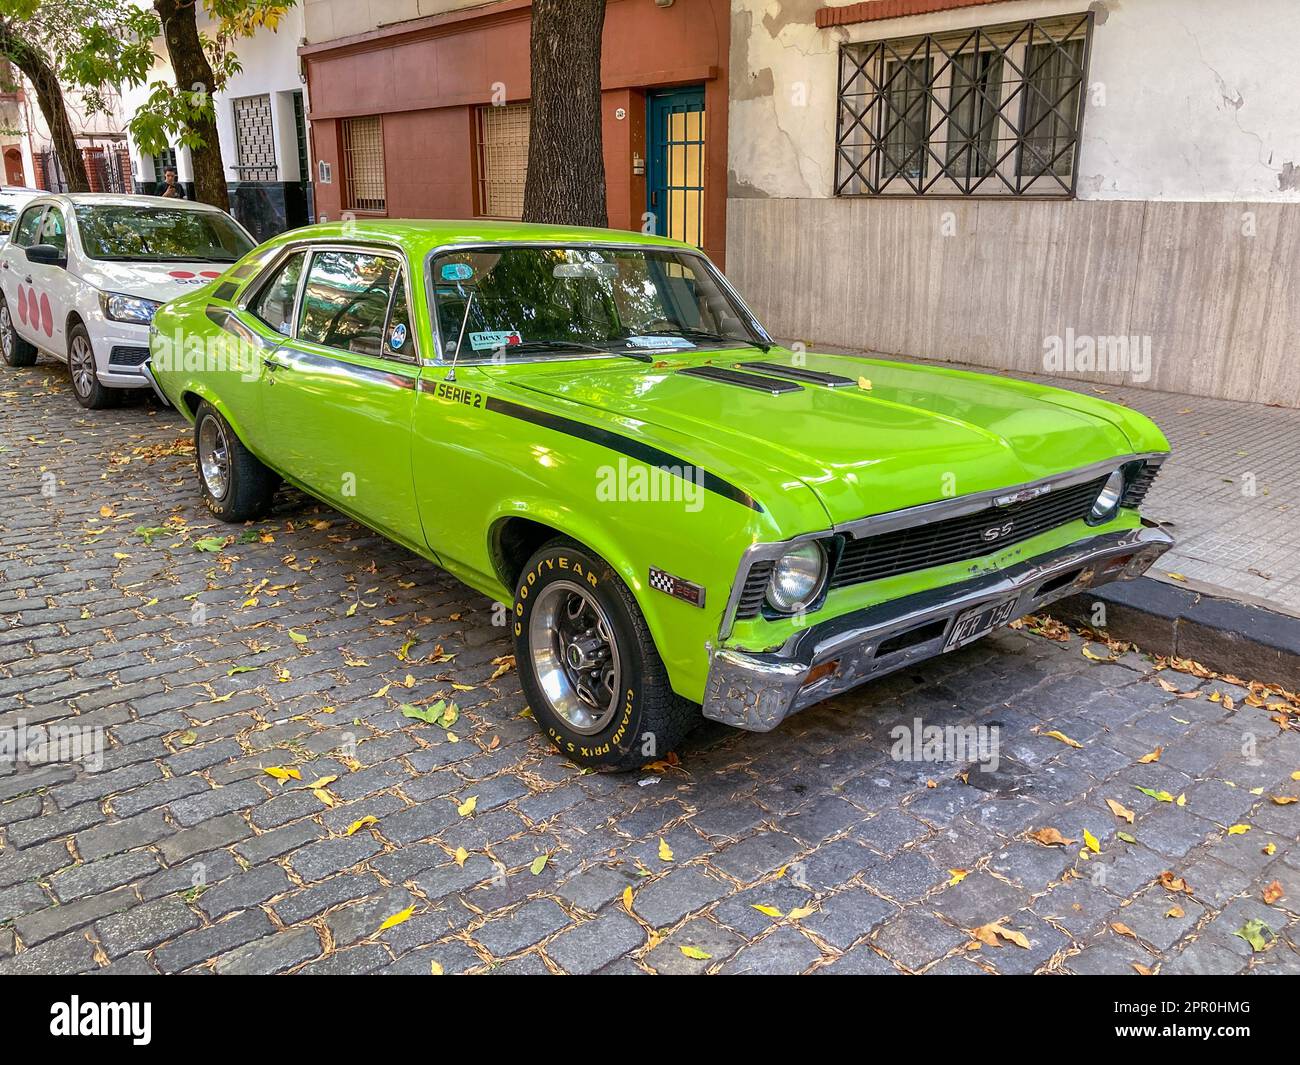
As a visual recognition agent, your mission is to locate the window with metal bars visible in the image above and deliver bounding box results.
[341,115,386,213]
[835,13,1092,197]
[477,103,530,219]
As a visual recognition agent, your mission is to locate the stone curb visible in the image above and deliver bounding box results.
[1050,576,1300,690]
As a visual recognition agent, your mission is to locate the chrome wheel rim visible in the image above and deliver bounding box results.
[198,415,231,501]
[528,579,622,735]
[70,335,95,396]
[0,304,12,359]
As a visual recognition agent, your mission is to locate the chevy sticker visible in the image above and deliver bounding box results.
[441,263,474,282]
[389,322,407,350]
[469,330,522,351]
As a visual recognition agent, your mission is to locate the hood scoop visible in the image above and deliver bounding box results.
[676,365,803,395]
[735,361,857,388]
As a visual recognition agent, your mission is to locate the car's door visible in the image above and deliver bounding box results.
[262,245,424,549]
[28,204,79,358]
[1,203,47,345]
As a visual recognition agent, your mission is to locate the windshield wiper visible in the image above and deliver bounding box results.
[510,340,652,362]
[637,328,770,353]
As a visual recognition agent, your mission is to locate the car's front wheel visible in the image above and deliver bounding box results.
[194,401,278,521]
[67,323,118,409]
[513,538,698,771]
[0,293,37,367]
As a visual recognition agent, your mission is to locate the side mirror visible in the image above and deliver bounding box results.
[26,244,66,269]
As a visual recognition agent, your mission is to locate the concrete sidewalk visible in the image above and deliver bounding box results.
[807,345,1300,617]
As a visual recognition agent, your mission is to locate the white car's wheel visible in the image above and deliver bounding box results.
[0,294,37,368]
[67,323,118,409]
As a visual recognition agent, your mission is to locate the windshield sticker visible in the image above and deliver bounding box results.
[626,335,694,350]
[389,322,407,350]
[469,330,522,351]
[441,263,474,282]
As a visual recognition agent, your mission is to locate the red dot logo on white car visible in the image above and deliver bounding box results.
[38,291,52,337]
[15,284,26,325]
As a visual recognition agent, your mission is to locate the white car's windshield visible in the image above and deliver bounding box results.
[429,245,767,361]
[74,205,255,264]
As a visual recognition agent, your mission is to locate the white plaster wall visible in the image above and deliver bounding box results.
[732,0,1300,203]
[120,3,308,187]
[303,0,488,44]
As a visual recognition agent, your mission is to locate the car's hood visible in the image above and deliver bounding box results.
[75,260,229,303]
[497,348,1157,526]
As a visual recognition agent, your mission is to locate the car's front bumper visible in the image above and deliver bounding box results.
[701,523,1174,732]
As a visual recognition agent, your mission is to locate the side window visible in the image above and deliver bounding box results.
[11,206,44,249]
[297,250,398,357]
[383,272,414,360]
[247,251,305,335]
[39,207,66,255]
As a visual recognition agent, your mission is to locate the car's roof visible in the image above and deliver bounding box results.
[0,186,43,197]
[35,192,230,213]
[271,218,697,257]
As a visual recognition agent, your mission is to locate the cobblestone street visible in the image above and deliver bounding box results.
[1,362,1297,976]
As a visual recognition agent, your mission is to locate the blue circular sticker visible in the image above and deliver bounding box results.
[441,263,474,282]
[389,322,408,349]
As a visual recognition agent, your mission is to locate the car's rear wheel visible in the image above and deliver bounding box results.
[0,294,37,367]
[67,323,118,409]
[194,401,278,521]
[513,538,698,771]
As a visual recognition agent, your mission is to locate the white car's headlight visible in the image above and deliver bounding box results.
[765,542,828,613]
[100,291,161,325]
[1087,468,1128,525]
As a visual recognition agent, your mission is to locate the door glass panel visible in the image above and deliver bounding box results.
[648,88,706,248]
[248,251,305,335]
[39,207,66,255]
[297,250,398,356]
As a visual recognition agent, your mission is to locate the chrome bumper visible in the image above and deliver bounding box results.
[139,357,171,407]
[701,524,1174,732]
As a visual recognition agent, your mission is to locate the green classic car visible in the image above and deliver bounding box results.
[145,220,1174,769]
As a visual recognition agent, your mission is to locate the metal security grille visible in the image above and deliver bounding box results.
[835,13,1092,196]
[341,115,386,212]
[232,94,277,181]
[830,475,1108,589]
[477,103,530,219]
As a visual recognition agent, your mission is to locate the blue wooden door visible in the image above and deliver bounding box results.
[646,87,706,247]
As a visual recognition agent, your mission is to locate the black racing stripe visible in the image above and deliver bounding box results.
[735,361,856,388]
[677,365,803,394]
[485,396,762,513]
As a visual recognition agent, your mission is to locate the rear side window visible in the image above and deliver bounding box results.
[297,250,399,357]
[11,206,44,248]
[39,207,66,255]
[248,251,305,334]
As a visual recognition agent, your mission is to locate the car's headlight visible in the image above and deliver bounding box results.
[99,291,161,325]
[765,542,828,613]
[1087,468,1128,525]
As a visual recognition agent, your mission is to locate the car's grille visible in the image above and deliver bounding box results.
[829,474,1109,589]
[108,346,150,367]
[1122,460,1161,508]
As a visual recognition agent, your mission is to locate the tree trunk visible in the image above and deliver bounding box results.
[0,22,90,193]
[154,0,228,208]
[522,0,607,227]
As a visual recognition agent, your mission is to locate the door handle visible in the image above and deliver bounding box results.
[24,275,32,284]
[263,353,292,372]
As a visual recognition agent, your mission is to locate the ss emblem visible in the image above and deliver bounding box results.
[981,521,1015,542]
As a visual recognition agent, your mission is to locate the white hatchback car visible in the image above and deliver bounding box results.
[0,193,256,408]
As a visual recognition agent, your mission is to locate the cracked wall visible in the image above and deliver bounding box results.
[729,0,1300,202]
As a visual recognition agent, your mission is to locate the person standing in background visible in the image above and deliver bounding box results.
[160,168,186,199]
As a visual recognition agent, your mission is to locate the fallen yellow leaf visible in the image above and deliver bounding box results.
[679,945,712,960]
[457,795,478,817]
[344,815,378,837]
[1083,828,1101,854]
[1138,747,1163,764]
[1106,799,1135,824]
[1044,729,1084,749]
[751,904,783,918]
[376,905,416,932]
[1227,824,1251,835]
[658,837,674,862]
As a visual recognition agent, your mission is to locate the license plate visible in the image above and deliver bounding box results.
[943,596,1019,652]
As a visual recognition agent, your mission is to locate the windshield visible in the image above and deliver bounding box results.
[74,205,255,263]
[429,245,765,361]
